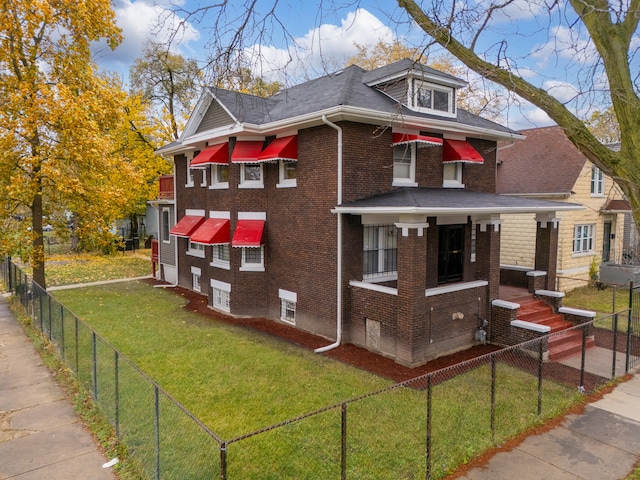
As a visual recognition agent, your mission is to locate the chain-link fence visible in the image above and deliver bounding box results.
[1,257,638,479]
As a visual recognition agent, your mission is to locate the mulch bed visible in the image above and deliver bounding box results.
[145,278,501,383]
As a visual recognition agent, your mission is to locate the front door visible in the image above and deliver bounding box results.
[603,221,612,262]
[438,225,464,284]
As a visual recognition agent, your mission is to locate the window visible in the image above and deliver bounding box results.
[188,241,205,258]
[363,225,397,280]
[239,163,263,188]
[161,208,170,243]
[279,289,297,324]
[277,160,297,188]
[210,164,229,189]
[413,81,454,115]
[591,166,604,196]
[186,155,195,187]
[211,280,231,312]
[393,144,416,186]
[573,224,595,254]
[241,246,264,271]
[191,266,201,293]
[443,163,463,188]
[211,244,230,269]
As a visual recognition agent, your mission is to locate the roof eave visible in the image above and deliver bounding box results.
[331,205,584,216]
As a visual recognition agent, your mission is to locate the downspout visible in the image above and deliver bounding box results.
[315,115,343,353]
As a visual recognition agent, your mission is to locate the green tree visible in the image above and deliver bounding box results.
[0,0,133,288]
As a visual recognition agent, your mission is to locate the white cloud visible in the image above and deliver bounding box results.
[242,8,395,84]
[530,26,595,69]
[92,0,199,79]
[542,80,579,103]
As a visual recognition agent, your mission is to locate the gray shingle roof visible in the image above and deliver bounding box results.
[206,60,517,136]
[335,187,582,215]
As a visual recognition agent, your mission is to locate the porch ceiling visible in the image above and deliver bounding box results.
[333,187,583,216]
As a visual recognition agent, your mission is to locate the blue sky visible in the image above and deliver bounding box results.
[92,0,628,131]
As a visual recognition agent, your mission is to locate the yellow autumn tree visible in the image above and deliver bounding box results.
[0,0,136,288]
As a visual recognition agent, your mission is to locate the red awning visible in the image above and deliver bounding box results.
[231,141,264,163]
[190,218,230,245]
[442,139,484,163]
[232,219,265,247]
[392,133,443,147]
[190,143,229,168]
[169,215,204,237]
[258,135,298,162]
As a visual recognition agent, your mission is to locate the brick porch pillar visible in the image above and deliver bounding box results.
[395,219,428,366]
[475,216,501,317]
[534,213,560,291]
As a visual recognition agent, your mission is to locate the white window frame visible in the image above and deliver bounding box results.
[239,163,264,189]
[279,289,297,325]
[191,266,201,293]
[210,164,229,190]
[240,246,265,272]
[392,144,417,187]
[573,224,595,255]
[411,80,455,117]
[185,154,195,187]
[276,160,297,188]
[211,279,231,313]
[363,225,398,282]
[443,162,464,188]
[161,208,170,243]
[187,241,206,258]
[591,166,604,196]
[211,244,230,270]
[199,168,207,187]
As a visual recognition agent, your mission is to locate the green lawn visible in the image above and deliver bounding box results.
[45,251,151,286]
[51,281,580,479]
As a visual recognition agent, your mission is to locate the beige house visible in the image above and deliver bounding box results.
[497,126,630,291]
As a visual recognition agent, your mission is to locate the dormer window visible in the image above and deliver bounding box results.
[411,80,455,117]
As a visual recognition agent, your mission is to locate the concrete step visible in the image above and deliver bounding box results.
[548,330,596,361]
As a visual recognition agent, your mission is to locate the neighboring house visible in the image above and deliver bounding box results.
[149,174,177,284]
[155,59,582,367]
[497,126,630,291]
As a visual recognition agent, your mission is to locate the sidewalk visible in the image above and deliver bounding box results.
[458,371,640,479]
[0,295,117,480]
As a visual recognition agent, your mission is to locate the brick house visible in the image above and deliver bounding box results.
[155,60,582,366]
[497,126,631,291]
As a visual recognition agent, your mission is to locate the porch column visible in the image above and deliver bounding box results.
[475,215,501,303]
[535,213,560,290]
[395,219,429,366]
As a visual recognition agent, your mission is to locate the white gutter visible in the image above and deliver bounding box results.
[315,115,343,353]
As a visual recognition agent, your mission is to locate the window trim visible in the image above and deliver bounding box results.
[392,143,417,187]
[410,80,456,117]
[276,160,297,188]
[191,266,202,293]
[211,243,231,270]
[591,166,605,196]
[363,225,398,282]
[211,279,231,313]
[161,208,171,244]
[187,241,206,258]
[443,162,464,188]
[240,246,265,272]
[239,163,264,189]
[279,289,297,324]
[185,154,195,187]
[573,224,595,255]
[209,164,229,190]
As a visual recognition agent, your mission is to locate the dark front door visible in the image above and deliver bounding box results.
[438,225,464,284]
[603,221,612,262]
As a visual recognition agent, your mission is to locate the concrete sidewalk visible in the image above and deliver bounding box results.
[458,373,640,479]
[0,295,117,480]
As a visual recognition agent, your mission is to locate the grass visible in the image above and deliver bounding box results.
[44,251,151,287]
[50,280,581,479]
[563,284,633,331]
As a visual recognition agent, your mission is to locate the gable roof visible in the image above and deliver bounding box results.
[496,126,587,196]
[159,59,522,155]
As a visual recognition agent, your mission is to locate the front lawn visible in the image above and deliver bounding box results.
[45,251,151,286]
[52,281,579,479]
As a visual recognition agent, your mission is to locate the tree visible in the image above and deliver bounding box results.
[0,0,137,288]
[129,43,202,142]
[395,0,640,225]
